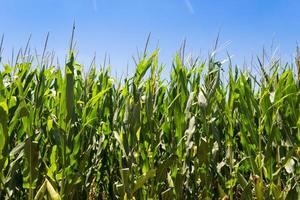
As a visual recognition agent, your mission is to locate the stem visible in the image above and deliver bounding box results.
[229,145,233,200]
[61,133,66,199]
[29,138,33,200]
[259,132,263,179]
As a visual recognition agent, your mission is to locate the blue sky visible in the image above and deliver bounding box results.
[1,0,300,75]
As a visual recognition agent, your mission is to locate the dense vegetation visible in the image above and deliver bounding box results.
[0,36,299,199]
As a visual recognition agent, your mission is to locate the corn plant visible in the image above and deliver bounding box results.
[0,37,299,199]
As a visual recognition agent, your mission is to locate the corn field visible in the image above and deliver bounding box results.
[0,36,300,199]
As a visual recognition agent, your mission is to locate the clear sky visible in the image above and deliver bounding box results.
[1,0,300,75]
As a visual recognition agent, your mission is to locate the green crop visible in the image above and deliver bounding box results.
[0,34,299,199]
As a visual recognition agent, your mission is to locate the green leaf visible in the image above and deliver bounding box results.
[46,179,61,200]
[161,188,173,200]
[133,169,156,193]
[0,100,8,160]
[157,154,177,182]
[34,180,47,200]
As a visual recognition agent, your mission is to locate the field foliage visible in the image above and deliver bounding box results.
[0,36,300,199]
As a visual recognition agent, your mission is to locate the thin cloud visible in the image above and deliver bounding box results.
[92,0,98,12]
[184,0,195,14]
